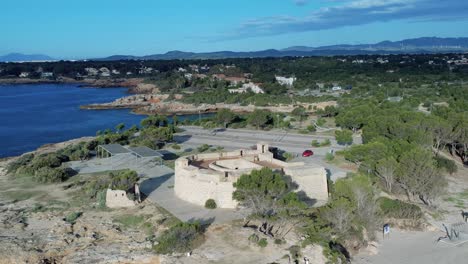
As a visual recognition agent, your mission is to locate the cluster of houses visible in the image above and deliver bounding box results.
[447,55,468,65]
[18,66,54,79]
[350,57,389,64]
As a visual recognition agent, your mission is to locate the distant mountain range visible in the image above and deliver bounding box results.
[96,37,468,61]
[0,53,54,62]
[2,37,468,62]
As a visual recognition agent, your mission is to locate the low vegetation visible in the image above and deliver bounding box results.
[7,152,71,183]
[311,139,331,147]
[204,199,217,209]
[153,221,204,254]
[114,214,149,229]
[64,212,82,224]
[378,197,424,220]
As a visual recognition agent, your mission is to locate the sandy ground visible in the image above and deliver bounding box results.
[355,157,468,264]
[355,229,468,264]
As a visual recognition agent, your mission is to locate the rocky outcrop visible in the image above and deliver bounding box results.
[128,83,160,94]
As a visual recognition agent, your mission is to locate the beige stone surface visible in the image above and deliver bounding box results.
[284,166,329,205]
[174,143,328,209]
[105,189,137,208]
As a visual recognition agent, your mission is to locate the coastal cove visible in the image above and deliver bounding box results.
[0,83,209,158]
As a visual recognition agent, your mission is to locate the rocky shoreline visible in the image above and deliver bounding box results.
[81,92,338,115]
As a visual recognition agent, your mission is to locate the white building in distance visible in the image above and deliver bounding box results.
[275,76,296,86]
[85,67,99,76]
[228,82,264,94]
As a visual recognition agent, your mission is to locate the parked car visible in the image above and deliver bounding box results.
[302,150,314,157]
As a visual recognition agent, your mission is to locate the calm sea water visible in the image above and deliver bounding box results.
[0,83,206,158]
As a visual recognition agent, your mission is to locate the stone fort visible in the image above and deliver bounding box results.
[174,143,329,209]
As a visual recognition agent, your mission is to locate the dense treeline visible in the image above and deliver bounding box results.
[1,54,467,87]
[335,93,467,205]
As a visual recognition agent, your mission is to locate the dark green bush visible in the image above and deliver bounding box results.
[307,125,317,132]
[288,245,302,261]
[31,153,63,169]
[96,190,107,208]
[83,178,111,198]
[65,212,82,224]
[435,156,458,174]
[110,169,139,191]
[316,118,326,127]
[274,238,285,244]
[154,222,204,254]
[204,199,217,209]
[57,143,91,161]
[197,144,210,153]
[378,197,423,220]
[14,165,35,177]
[248,233,259,243]
[321,139,331,147]
[335,130,353,145]
[311,140,321,147]
[258,238,268,248]
[6,153,34,173]
[34,167,68,183]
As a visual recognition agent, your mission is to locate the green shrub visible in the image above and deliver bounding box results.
[321,139,331,147]
[378,197,423,220]
[279,152,295,162]
[65,212,82,224]
[85,140,99,151]
[110,169,139,191]
[335,130,353,145]
[258,238,268,248]
[171,144,181,150]
[154,222,204,254]
[288,245,302,261]
[274,238,285,245]
[316,118,326,127]
[307,125,317,132]
[57,143,91,161]
[312,139,332,147]
[311,140,321,147]
[6,153,34,173]
[34,167,68,183]
[113,214,146,229]
[197,144,210,153]
[83,178,111,199]
[96,190,107,208]
[248,233,259,243]
[435,156,457,174]
[14,165,35,177]
[31,153,63,169]
[205,199,217,209]
[325,153,335,161]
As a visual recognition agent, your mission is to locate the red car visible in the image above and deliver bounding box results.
[302,150,314,157]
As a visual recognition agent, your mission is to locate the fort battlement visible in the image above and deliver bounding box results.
[174,143,328,208]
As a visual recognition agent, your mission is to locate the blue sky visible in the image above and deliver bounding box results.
[1,0,468,58]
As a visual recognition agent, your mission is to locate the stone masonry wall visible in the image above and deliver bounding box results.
[105,189,136,208]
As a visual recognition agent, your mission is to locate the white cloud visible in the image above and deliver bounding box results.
[221,0,468,39]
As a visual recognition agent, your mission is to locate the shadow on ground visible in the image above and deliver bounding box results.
[139,173,173,201]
